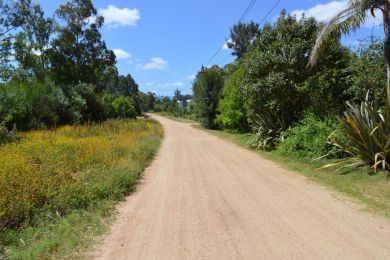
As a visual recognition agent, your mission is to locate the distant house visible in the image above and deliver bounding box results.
[177,99,192,109]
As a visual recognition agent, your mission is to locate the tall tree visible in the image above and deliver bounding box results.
[116,74,139,97]
[227,21,260,59]
[309,0,390,104]
[50,0,115,85]
[193,65,225,129]
[12,0,54,82]
[216,63,249,132]
[0,0,25,80]
[242,12,351,126]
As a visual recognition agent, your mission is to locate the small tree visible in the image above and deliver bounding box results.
[111,96,137,119]
[216,63,249,132]
[192,65,224,129]
[227,21,260,59]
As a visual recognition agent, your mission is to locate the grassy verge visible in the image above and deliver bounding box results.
[199,127,390,219]
[154,112,196,123]
[0,119,163,259]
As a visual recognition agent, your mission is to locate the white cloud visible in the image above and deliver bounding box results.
[291,1,347,23]
[113,49,132,60]
[186,74,196,81]
[291,0,382,28]
[145,81,155,87]
[160,81,184,88]
[99,5,140,28]
[137,57,168,71]
[222,39,233,50]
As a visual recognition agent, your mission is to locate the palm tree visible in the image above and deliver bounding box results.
[309,0,390,104]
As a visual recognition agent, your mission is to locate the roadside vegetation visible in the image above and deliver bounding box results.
[0,119,162,259]
[0,0,164,258]
[187,6,390,173]
[160,2,390,215]
[0,0,158,134]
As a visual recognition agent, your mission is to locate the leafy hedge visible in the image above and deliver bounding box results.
[276,114,340,159]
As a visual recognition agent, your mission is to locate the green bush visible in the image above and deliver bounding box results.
[276,114,339,158]
[323,98,390,172]
[249,109,288,151]
[111,96,137,119]
[216,64,249,132]
[0,123,19,145]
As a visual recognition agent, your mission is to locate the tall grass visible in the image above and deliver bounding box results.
[0,119,162,259]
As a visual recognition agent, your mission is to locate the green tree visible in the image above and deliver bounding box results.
[309,0,390,104]
[50,0,115,85]
[116,74,139,97]
[193,65,224,129]
[138,92,157,112]
[0,0,26,80]
[173,89,182,102]
[216,63,249,132]
[12,0,54,82]
[111,96,137,119]
[242,12,350,126]
[348,36,387,104]
[227,21,260,59]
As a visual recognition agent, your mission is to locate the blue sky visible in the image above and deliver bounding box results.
[40,0,384,96]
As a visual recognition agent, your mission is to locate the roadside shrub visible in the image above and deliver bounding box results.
[0,123,19,145]
[216,64,249,132]
[111,96,137,119]
[276,114,339,158]
[323,98,390,172]
[248,109,287,151]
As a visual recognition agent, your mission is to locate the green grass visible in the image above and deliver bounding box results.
[155,112,196,123]
[0,119,163,259]
[199,127,390,219]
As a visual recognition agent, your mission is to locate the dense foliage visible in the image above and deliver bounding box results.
[276,114,339,159]
[188,9,389,172]
[216,63,249,132]
[242,12,352,126]
[193,66,225,129]
[111,96,137,119]
[0,0,156,133]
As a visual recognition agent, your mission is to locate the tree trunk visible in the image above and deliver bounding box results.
[384,1,390,105]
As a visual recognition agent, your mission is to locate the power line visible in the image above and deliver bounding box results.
[239,0,257,23]
[217,0,282,67]
[206,0,258,66]
[258,0,281,26]
[218,54,232,66]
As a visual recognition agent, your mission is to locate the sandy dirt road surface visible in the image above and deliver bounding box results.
[93,114,390,259]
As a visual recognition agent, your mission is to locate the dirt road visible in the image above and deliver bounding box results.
[93,114,390,259]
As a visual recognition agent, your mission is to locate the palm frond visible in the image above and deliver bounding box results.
[309,0,371,66]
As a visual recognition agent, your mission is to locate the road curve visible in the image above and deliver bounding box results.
[93,114,390,259]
